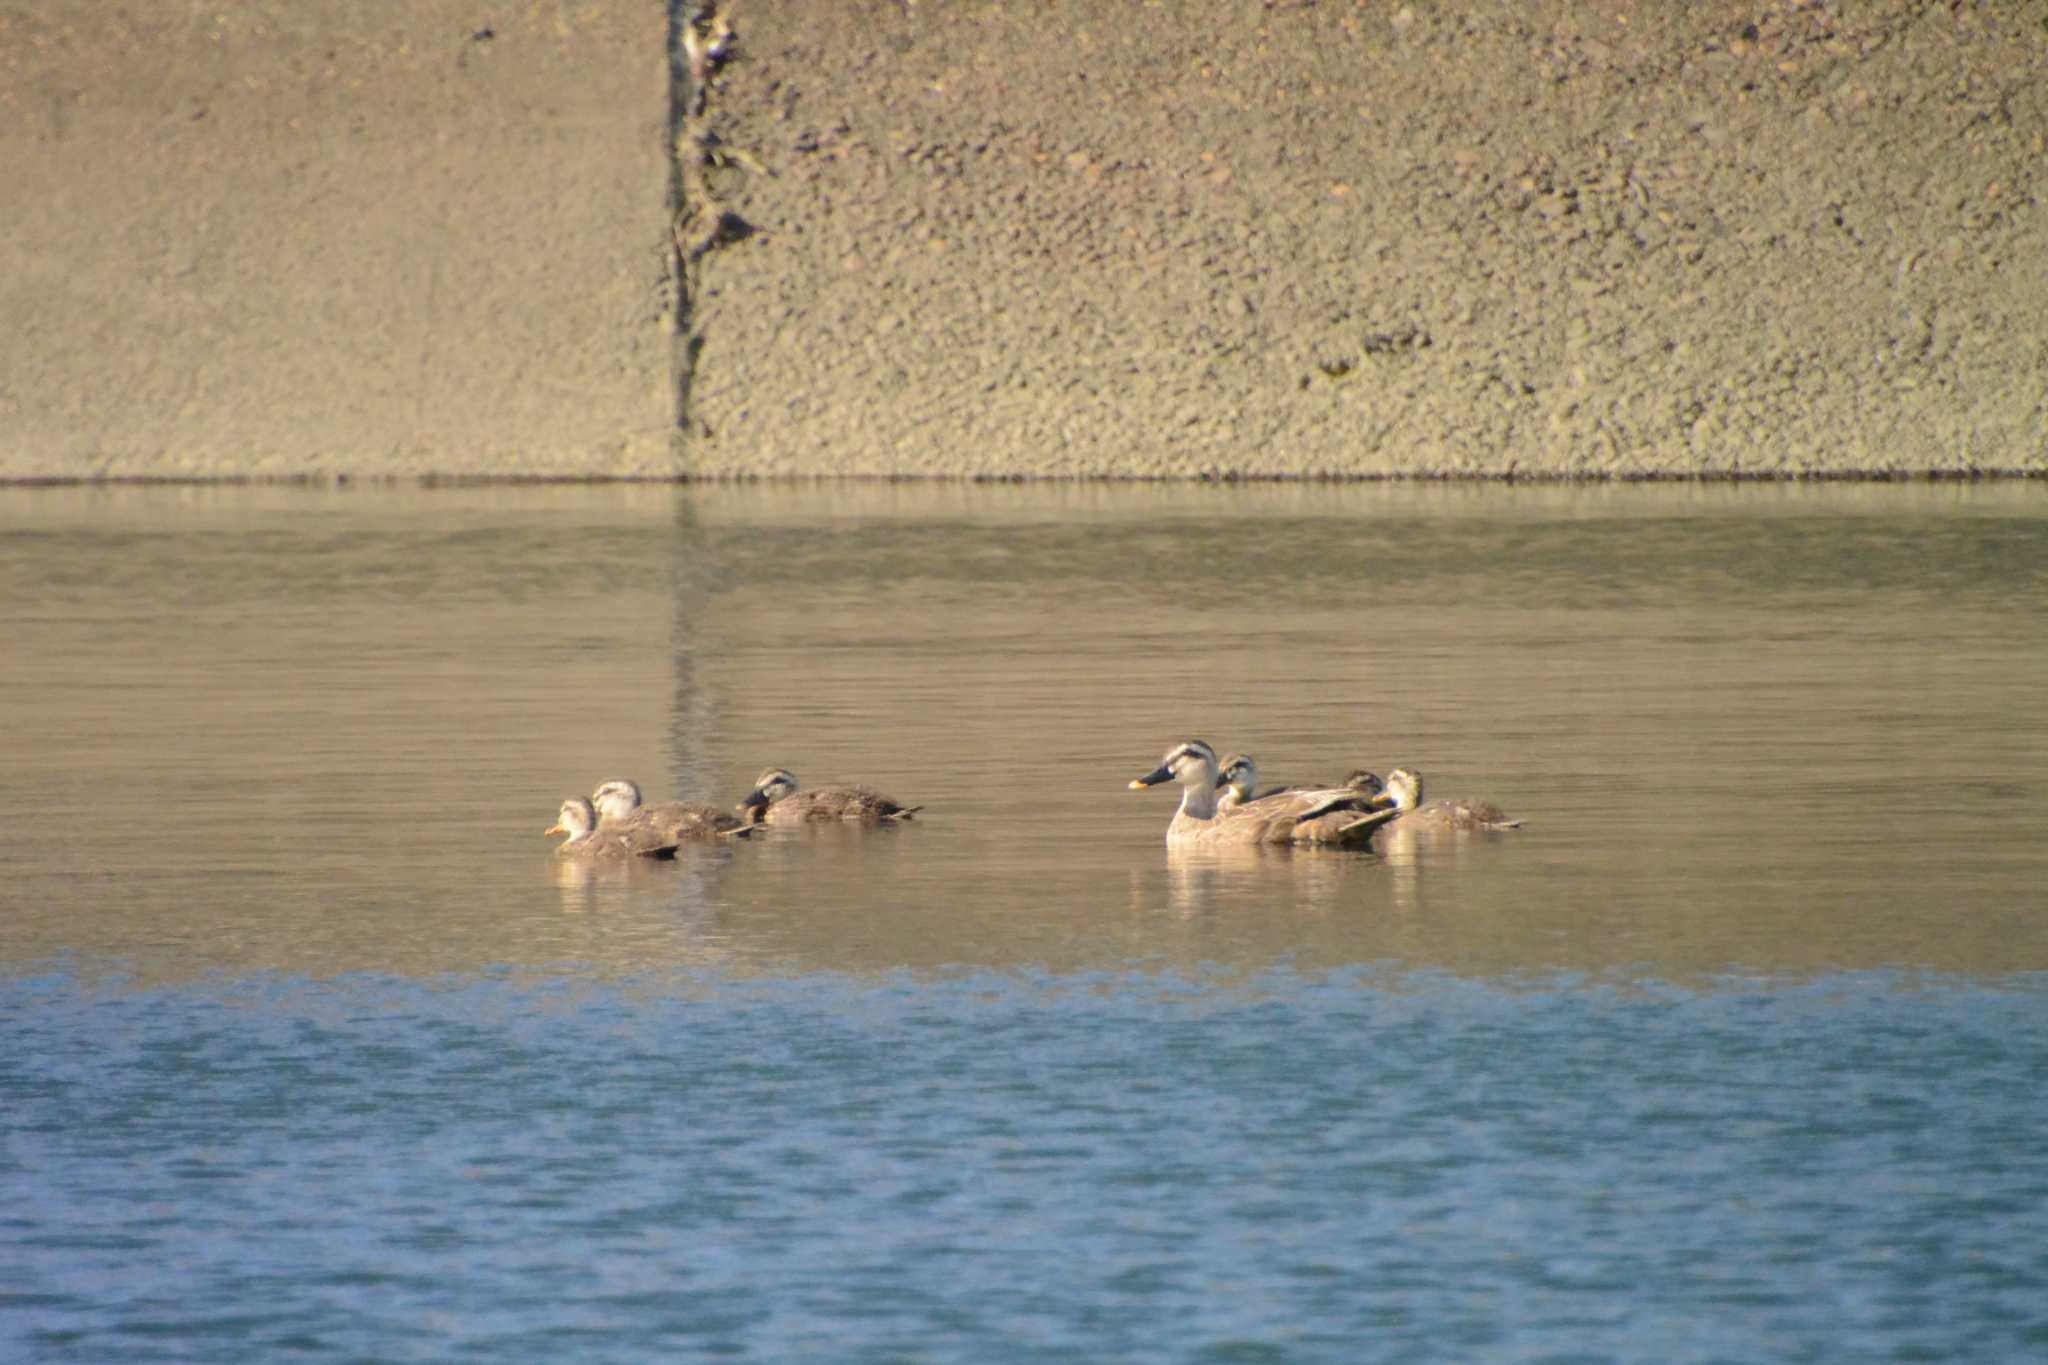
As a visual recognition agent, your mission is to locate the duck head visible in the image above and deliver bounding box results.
[1343,770,1385,801]
[546,796,600,844]
[737,767,799,822]
[590,778,644,823]
[1214,752,1259,808]
[1377,767,1422,812]
[1129,740,1221,793]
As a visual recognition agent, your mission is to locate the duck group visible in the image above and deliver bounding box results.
[1133,741,1392,848]
[546,747,1517,860]
[1131,739,1521,850]
[547,769,920,860]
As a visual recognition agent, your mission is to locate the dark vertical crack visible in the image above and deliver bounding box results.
[666,3,741,457]
[665,1,698,449]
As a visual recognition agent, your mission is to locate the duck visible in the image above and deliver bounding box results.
[1130,740,1395,848]
[591,778,753,841]
[736,768,923,825]
[1218,755,1395,845]
[1214,752,1289,813]
[1342,770,1387,801]
[546,796,680,860]
[1214,753,1384,813]
[1372,767,1523,832]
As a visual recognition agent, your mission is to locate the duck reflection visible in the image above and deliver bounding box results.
[1160,843,1360,920]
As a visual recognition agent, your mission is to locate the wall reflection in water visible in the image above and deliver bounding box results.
[2,481,2043,983]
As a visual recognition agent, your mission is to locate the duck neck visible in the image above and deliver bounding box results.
[1178,781,1221,822]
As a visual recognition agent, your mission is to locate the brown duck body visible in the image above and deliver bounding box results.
[1187,800,1395,848]
[737,768,922,826]
[1211,789,1395,847]
[1216,780,1316,815]
[1289,802,1399,845]
[591,779,752,841]
[745,785,920,825]
[616,799,752,841]
[1211,755,1389,845]
[1383,799,1522,834]
[1375,768,1523,834]
[558,827,680,860]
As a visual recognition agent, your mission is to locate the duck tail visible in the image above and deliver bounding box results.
[1336,807,1400,841]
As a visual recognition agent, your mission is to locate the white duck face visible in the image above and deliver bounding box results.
[1129,740,1220,792]
[590,779,644,823]
[1129,740,1224,822]
[1215,752,1259,808]
[546,796,600,843]
[1378,768,1422,812]
[736,767,799,822]
[744,768,799,805]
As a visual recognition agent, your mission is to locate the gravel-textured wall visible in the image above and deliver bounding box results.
[685,1,2047,477]
[1,2,676,479]
[5,2,2043,480]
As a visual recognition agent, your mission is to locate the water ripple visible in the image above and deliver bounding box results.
[5,969,2047,1362]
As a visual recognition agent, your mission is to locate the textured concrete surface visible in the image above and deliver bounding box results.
[4,2,2044,480]
[1,2,676,479]
[687,0,2047,477]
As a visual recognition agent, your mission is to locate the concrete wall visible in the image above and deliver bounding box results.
[5,2,2044,480]
[2,2,676,479]
[686,0,2047,477]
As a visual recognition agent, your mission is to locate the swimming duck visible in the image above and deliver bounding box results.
[1343,770,1387,801]
[1218,754,1396,844]
[1215,754,1384,813]
[546,796,681,860]
[1372,767,1523,832]
[1214,752,1287,813]
[736,768,923,825]
[591,778,753,841]
[1130,740,1394,848]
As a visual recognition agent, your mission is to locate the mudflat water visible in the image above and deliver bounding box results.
[3,483,2045,1362]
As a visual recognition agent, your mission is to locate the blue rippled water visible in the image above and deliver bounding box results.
[6,968,2046,1362]
[5,484,2046,1360]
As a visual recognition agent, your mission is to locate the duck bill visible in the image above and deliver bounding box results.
[735,793,770,823]
[544,823,566,836]
[1128,765,1174,790]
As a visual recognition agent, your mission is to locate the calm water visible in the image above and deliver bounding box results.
[3,483,2046,1361]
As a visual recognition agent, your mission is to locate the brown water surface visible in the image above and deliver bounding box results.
[2,482,2042,984]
